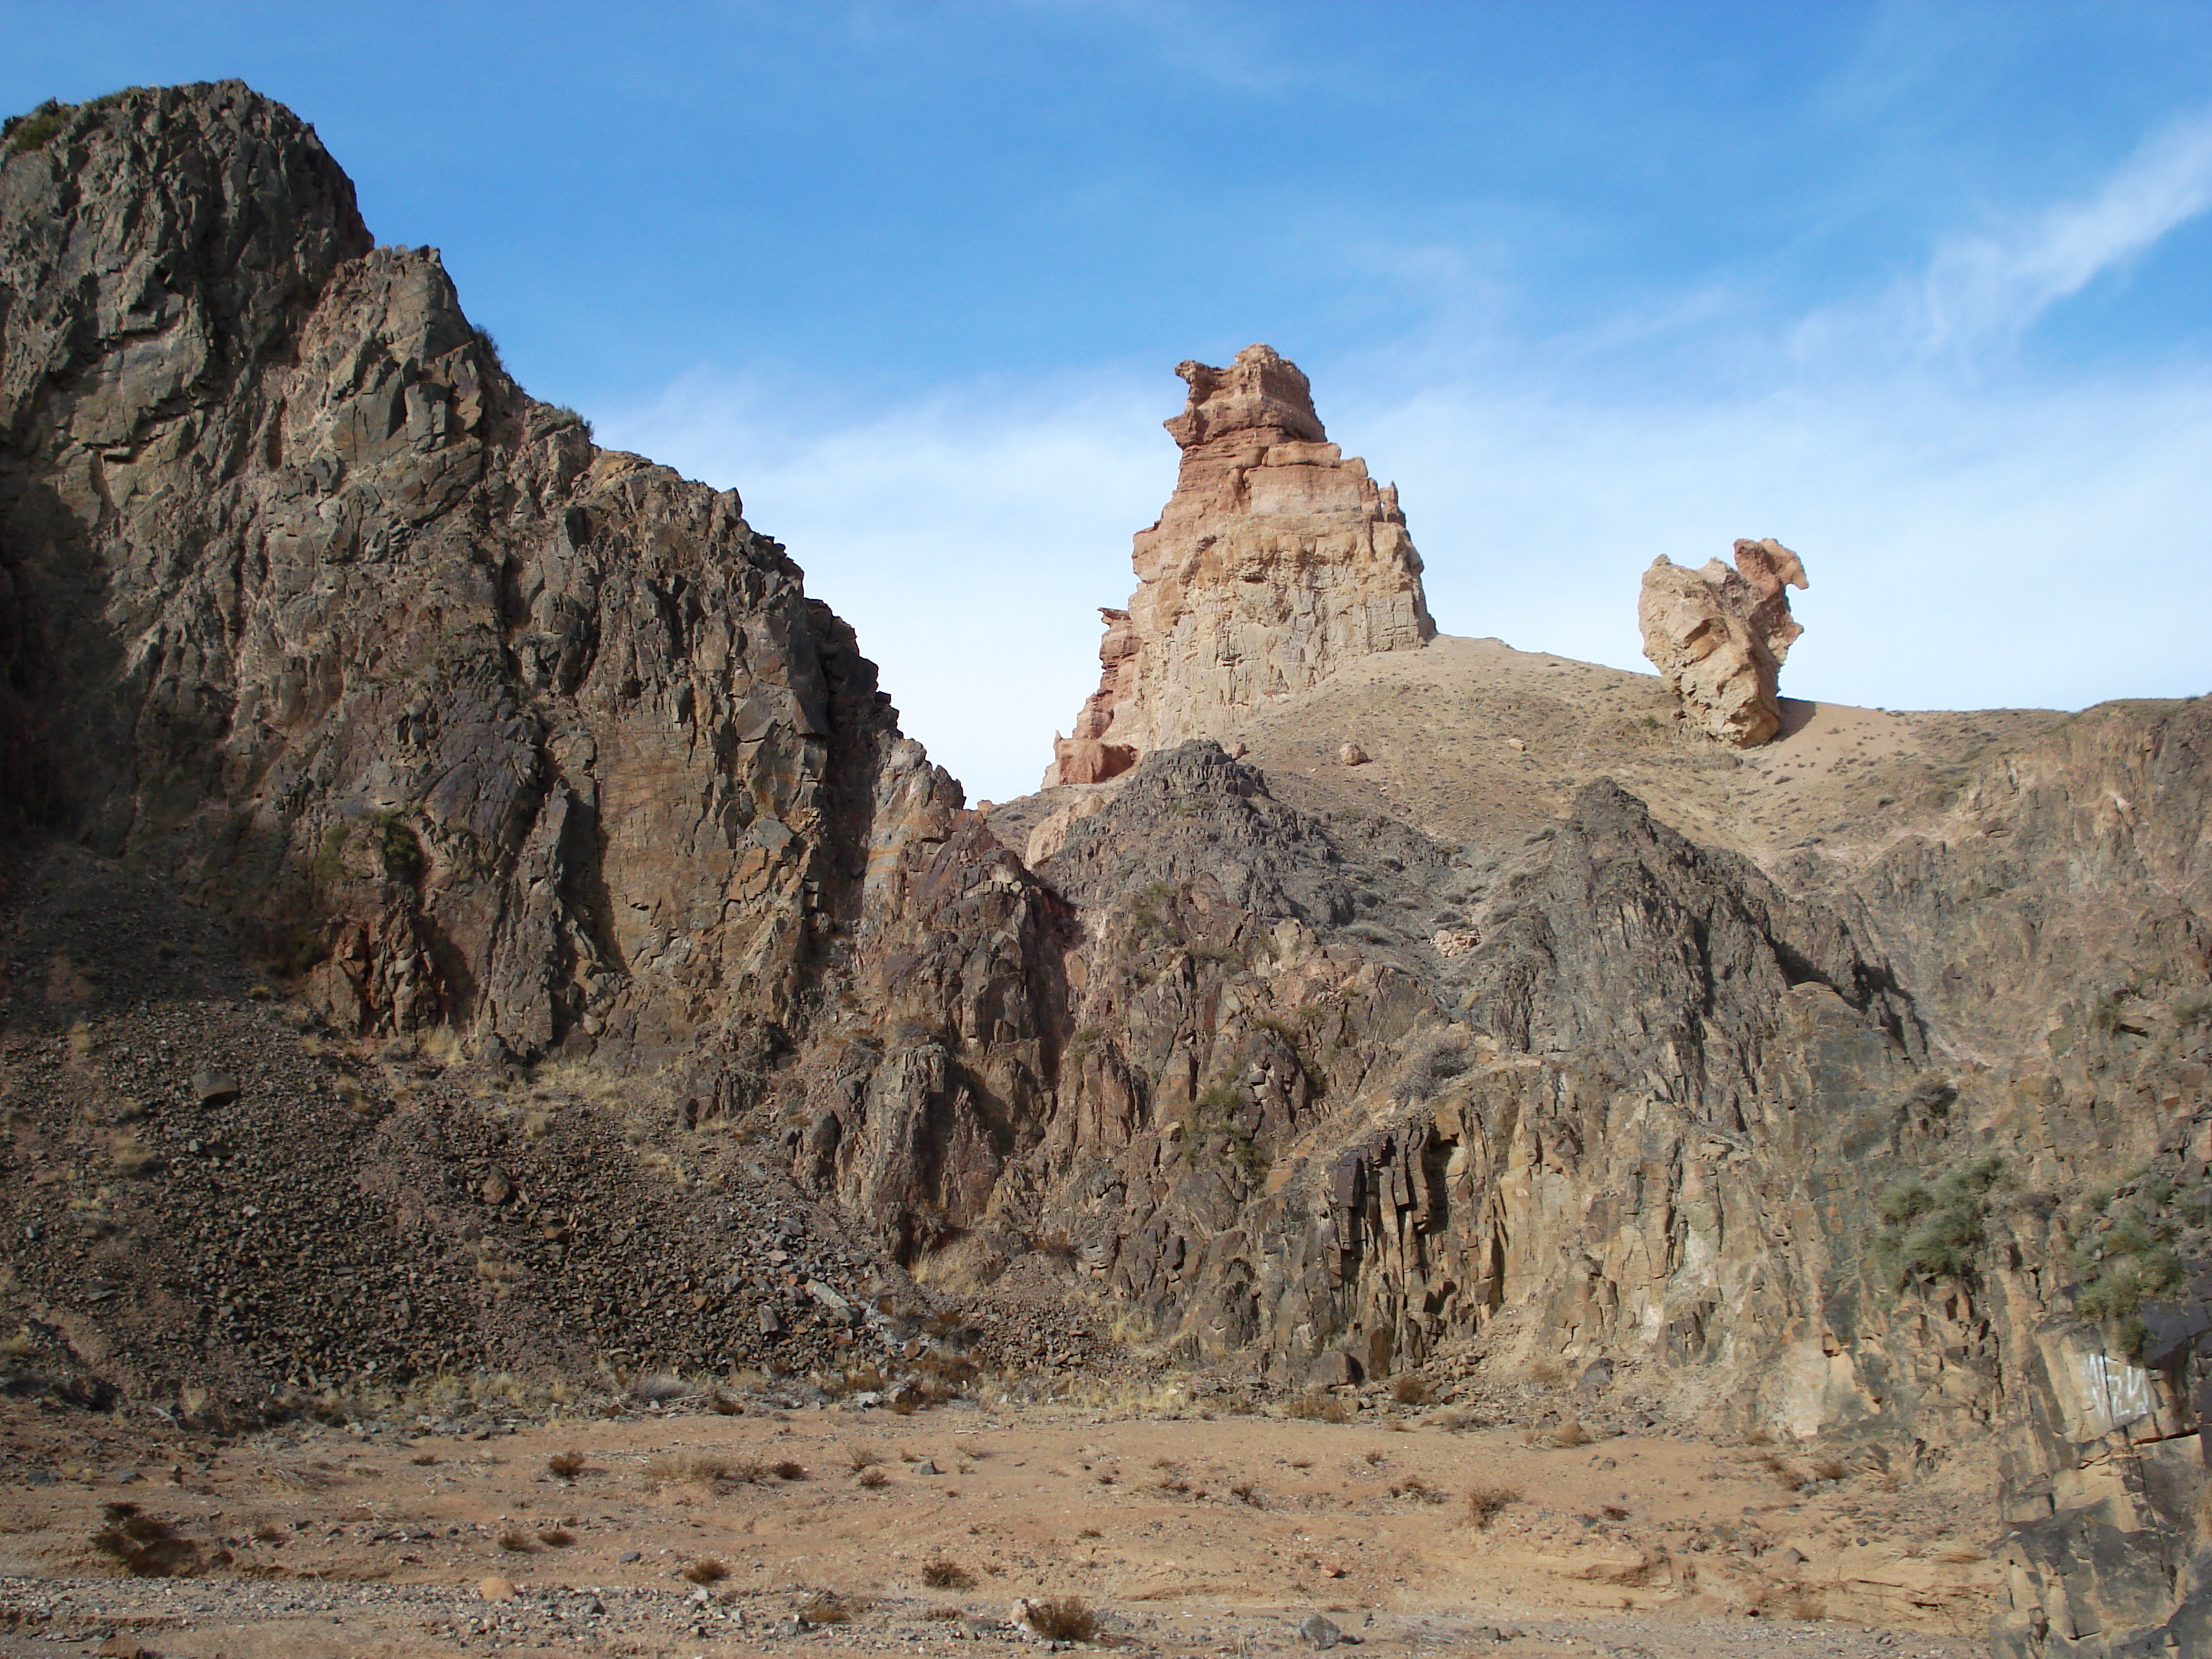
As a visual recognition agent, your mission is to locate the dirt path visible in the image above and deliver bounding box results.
[0,1398,1990,1657]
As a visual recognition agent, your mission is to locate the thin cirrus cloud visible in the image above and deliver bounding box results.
[1800,110,2212,365]
[603,117,2212,809]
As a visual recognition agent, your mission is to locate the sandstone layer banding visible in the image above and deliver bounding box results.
[1046,345,1434,786]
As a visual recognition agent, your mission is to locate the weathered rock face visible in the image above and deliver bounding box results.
[1045,345,1433,786]
[0,82,977,1084]
[1639,537,1808,746]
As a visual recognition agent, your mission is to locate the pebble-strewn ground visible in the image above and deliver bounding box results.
[0,1394,1989,1658]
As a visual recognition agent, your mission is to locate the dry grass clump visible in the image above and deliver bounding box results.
[1229,1481,1265,1508]
[858,1467,889,1489]
[1024,1596,1098,1642]
[773,1459,808,1481]
[1389,1476,1447,1504]
[922,1560,978,1590]
[410,1452,439,1467]
[1287,1390,1352,1424]
[1808,1454,1846,1483]
[845,1445,883,1472]
[683,1557,728,1585]
[496,1527,536,1552]
[641,1452,763,1492]
[547,1450,586,1479]
[1465,1485,1520,1529]
[1750,1586,1827,1622]
[537,1527,575,1547]
[798,1592,854,1625]
[91,1503,208,1577]
[924,1605,963,1621]
[1390,1374,1431,1406]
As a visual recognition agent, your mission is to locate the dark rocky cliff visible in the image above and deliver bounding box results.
[2,84,2208,1655]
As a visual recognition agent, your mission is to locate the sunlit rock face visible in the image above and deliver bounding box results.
[1638,536,1809,747]
[1046,344,1433,787]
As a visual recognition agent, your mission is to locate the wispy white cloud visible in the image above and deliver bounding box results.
[1798,111,2212,367]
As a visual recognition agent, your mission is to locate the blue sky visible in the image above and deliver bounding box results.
[7,3,2209,801]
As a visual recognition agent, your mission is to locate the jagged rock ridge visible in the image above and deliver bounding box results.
[1046,344,1434,786]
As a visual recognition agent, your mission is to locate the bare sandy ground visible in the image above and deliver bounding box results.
[0,1394,1990,1658]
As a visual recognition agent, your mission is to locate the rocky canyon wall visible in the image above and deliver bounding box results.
[5,85,2211,1656]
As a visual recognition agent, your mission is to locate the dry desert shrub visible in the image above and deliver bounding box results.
[772,1459,808,1481]
[924,1605,963,1620]
[1230,1481,1266,1508]
[1390,1374,1431,1406]
[1808,1454,1847,1483]
[1390,1476,1447,1505]
[922,1560,977,1590]
[496,1527,536,1552]
[536,1527,575,1547]
[1025,1596,1098,1642]
[1465,1486,1520,1529]
[1287,1390,1352,1424]
[845,1445,883,1472]
[799,1592,853,1625]
[641,1452,760,1492]
[547,1450,586,1479]
[410,1452,439,1467]
[683,1557,728,1585]
[858,1467,889,1489]
[1075,1527,1102,1540]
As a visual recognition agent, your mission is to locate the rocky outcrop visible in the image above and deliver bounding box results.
[0,82,981,1084]
[1638,537,1808,746]
[1045,346,1433,786]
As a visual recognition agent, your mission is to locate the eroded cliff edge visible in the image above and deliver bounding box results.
[2,84,2209,1657]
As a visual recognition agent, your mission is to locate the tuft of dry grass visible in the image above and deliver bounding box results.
[411,1452,439,1467]
[547,1450,586,1479]
[845,1445,883,1472]
[496,1527,536,1552]
[1466,1486,1520,1529]
[1287,1391,1352,1424]
[1024,1596,1097,1642]
[1808,1455,1846,1483]
[1075,1527,1102,1540]
[798,1592,853,1625]
[773,1459,808,1481]
[924,1605,962,1620]
[683,1557,727,1585]
[858,1467,889,1489]
[641,1453,757,1492]
[922,1560,977,1590]
[537,1527,575,1548]
[1390,1476,1447,1505]
[1390,1374,1431,1406]
[1230,1481,1265,1508]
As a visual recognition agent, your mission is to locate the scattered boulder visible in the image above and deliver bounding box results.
[189,1069,239,1107]
[1336,742,1369,766]
[1638,537,1808,747]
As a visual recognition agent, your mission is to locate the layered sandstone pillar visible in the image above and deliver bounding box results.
[1046,345,1434,787]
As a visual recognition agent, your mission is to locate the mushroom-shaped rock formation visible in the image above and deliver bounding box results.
[1637,537,1809,747]
[1045,345,1434,787]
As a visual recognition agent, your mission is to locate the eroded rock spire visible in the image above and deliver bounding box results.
[1638,537,1809,747]
[1046,345,1434,786]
